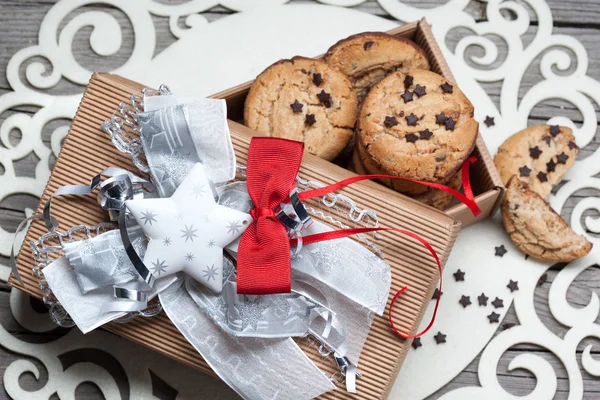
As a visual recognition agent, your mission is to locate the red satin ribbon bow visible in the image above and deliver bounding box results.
[237,137,481,337]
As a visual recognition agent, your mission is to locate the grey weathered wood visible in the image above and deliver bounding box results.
[1,0,600,399]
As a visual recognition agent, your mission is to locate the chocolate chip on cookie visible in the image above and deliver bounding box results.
[401,90,414,103]
[440,82,453,93]
[519,165,531,177]
[404,75,414,89]
[420,129,433,140]
[435,112,447,125]
[244,57,358,161]
[324,33,429,104]
[312,73,323,86]
[406,113,419,126]
[444,117,456,131]
[290,100,303,113]
[529,146,542,159]
[494,125,578,199]
[317,90,333,108]
[406,133,419,143]
[568,141,579,150]
[549,125,561,137]
[384,116,398,128]
[413,84,426,97]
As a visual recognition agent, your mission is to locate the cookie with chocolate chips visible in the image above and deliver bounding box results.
[244,57,358,161]
[494,125,578,199]
[324,32,430,104]
[501,177,592,262]
[356,69,478,194]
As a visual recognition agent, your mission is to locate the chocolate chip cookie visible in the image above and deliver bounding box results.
[494,125,578,199]
[357,69,478,194]
[244,57,358,161]
[502,177,592,262]
[324,32,430,104]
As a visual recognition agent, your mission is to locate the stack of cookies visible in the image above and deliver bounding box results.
[494,125,592,262]
[244,32,479,210]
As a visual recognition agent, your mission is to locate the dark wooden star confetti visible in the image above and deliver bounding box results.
[484,116,495,127]
[546,159,557,173]
[478,293,489,306]
[495,245,507,257]
[440,82,453,93]
[537,273,548,287]
[413,84,426,97]
[290,100,303,113]
[312,73,323,86]
[501,322,516,331]
[384,116,398,128]
[363,41,374,50]
[420,129,433,140]
[519,165,532,177]
[529,146,543,159]
[507,280,519,292]
[459,295,472,308]
[568,141,579,150]
[556,152,569,164]
[543,135,552,145]
[404,75,414,88]
[549,125,561,137]
[491,297,504,309]
[432,288,443,300]
[406,133,419,143]
[444,117,456,131]
[487,312,500,323]
[305,114,316,126]
[411,337,422,349]
[406,113,419,126]
[317,90,332,108]
[453,269,465,282]
[537,171,548,183]
[434,332,447,344]
[436,112,447,125]
[401,90,414,103]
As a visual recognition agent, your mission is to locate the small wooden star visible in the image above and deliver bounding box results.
[432,288,443,300]
[411,337,422,349]
[537,273,548,287]
[453,269,465,282]
[406,113,419,126]
[491,297,504,309]
[406,133,419,143]
[317,90,332,108]
[459,295,472,308]
[413,84,426,97]
[312,73,323,86]
[436,112,447,125]
[549,125,561,137]
[537,171,548,183]
[440,82,453,93]
[404,75,414,88]
[519,165,531,177]
[419,129,433,140]
[556,152,569,164]
[484,116,495,127]
[384,116,398,128]
[401,90,414,103]
[529,146,543,159]
[546,159,557,173]
[478,293,489,306]
[507,280,519,292]
[444,117,456,131]
[495,245,507,257]
[305,114,316,126]
[290,100,303,113]
[487,311,500,323]
[434,331,446,344]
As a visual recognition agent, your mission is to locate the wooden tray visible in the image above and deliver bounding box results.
[211,19,505,227]
[11,72,461,399]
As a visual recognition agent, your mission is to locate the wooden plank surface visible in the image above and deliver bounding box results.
[1,0,599,398]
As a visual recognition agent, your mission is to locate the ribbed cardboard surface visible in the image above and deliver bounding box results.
[212,20,505,227]
[11,73,461,399]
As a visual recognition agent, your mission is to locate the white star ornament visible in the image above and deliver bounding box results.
[125,163,252,293]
